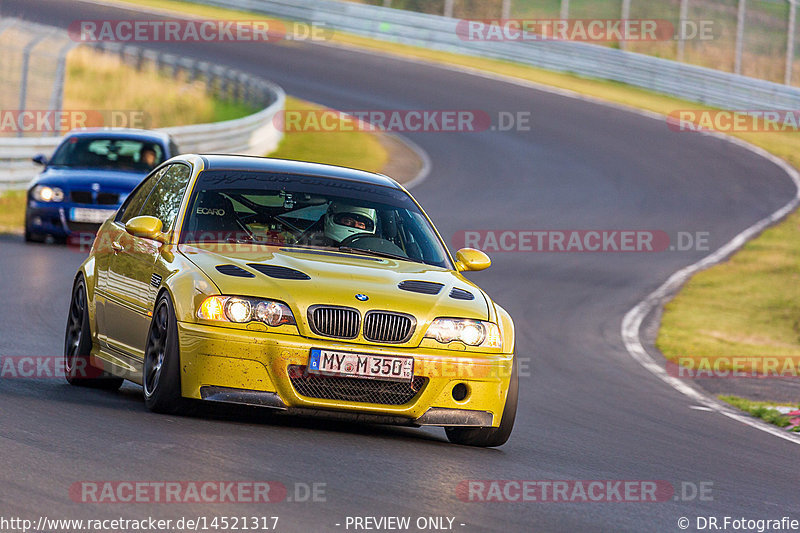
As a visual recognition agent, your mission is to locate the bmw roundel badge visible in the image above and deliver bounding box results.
[355,294,369,301]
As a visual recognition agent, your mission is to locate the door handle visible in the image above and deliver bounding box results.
[111,241,123,254]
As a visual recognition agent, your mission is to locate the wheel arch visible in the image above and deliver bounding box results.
[494,303,516,355]
[77,256,96,300]
[73,261,98,337]
[158,259,219,323]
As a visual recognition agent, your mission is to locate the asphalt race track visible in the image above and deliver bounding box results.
[2,1,800,531]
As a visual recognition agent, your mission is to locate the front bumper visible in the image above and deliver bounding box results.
[178,322,514,428]
[26,201,117,239]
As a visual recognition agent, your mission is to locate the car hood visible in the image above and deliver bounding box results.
[179,243,492,341]
[31,167,146,192]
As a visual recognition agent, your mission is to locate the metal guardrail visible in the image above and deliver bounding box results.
[191,0,800,111]
[0,18,285,188]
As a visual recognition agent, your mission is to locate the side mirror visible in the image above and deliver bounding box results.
[32,154,47,166]
[125,216,168,243]
[455,248,491,272]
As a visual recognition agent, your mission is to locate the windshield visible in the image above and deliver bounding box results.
[181,170,452,269]
[49,137,164,171]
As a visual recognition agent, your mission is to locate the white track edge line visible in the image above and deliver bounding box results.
[620,136,800,446]
[388,132,432,190]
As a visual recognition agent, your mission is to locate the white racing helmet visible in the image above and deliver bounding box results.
[324,202,378,244]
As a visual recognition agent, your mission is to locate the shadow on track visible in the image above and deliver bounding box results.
[0,378,497,448]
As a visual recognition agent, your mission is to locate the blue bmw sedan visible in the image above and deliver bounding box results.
[25,129,179,243]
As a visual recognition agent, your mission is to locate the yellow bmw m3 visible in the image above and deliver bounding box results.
[65,155,517,446]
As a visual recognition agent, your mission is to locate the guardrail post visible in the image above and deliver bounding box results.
[677,0,690,62]
[620,0,631,51]
[502,0,511,19]
[444,0,454,18]
[235,74,244,102]
[735,0,747,74]
[221,75,229,99]
[47,40,77,136]
[786,0,797,85]
[135,47,144,71]
[205,69,214,94]
[560,0,570,20]
[17,31,53,137]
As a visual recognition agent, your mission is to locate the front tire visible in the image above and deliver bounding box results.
[24,225,43,243]
[64,276,123,390]
[24,208,43,243]
[445,358,518,447]
[143,293,189,414]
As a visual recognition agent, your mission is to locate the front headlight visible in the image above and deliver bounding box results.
[32,185,65,202]
[425,318,502,348]
[198,296,295,327]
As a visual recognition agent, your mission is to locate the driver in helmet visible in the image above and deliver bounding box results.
[324,202,378,245]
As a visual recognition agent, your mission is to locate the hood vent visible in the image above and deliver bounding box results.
[398,280,444,295]
[248,263,311,280]
[449,287,475,301]
[280,248,382,262]
[215,264,255,278]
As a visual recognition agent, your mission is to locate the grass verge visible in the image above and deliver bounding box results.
[64,47,254,127]
[270,97,387,173]
[0,190,26,235]
[719,395,800,431]
[658,209,800,364]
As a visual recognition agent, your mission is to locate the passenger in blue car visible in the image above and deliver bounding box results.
[139,146,158,171]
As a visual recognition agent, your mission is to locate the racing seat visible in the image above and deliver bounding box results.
[382,211,422,261]
[184,191,244,242]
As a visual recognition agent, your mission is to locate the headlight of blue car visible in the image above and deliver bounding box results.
[31,185,65,202]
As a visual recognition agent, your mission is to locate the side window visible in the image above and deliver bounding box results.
[138,164,192,231]
[116,166,168,224]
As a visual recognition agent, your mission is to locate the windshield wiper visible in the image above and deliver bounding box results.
[338,246,424,264]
